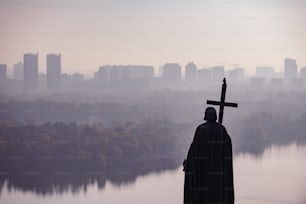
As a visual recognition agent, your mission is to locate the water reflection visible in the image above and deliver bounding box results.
[0,157,181,196]
[1,144,306,204]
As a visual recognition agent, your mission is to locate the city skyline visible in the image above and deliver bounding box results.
[1,53,305,94]
[1,0,306,75]
[2,53,306,78]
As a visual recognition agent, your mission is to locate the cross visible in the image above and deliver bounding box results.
[207,78,238,123]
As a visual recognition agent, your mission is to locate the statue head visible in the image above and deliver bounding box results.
[204,107,217,122]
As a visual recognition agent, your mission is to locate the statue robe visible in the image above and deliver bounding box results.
[183,121,234,204]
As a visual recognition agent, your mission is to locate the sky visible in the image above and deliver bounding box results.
[1,0,306,76]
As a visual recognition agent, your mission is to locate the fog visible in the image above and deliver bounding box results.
[1,85,306,151]
[0,78,306,200]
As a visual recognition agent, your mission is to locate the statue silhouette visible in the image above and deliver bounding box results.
[183,107,234,204]
[184,79,236,204]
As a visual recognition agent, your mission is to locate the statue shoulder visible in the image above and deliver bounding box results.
[217,122,227,130]
[196,123,208,130]
[196,122,229,134]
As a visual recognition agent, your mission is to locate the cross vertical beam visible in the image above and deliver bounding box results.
[207,78,238,123]
[219,78,227,123]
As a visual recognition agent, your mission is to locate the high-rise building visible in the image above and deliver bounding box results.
[250,77,264,87]
[127,65,154,79]
[96,66,109,83]
[300,67,306,79]
[291,78,304,88]
[256,66,274,78]
[47,54,61,90]
[13,62,23,79]
[185,62,197,81]
[96,65,154,88]
[0,64,7,80]
[0,64,7,93]
[120,66,130,80]
[228,67,245,83]
[162,63,181,82]
[211,66,224,82]
[284,58,297,79]
[24,53,38,91]
[197,68,211,83]
[109,66,120,83]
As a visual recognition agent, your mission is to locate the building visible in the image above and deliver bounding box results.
[61,73,71,81]
[291,78,304,88]
[13,62,23,79]
[185,62,197,81]
[0,64,7,93]
[256,66,274,78]
[69,73,84,91]
[162,63,181,82]
[228,67,245,83]
[46,54,61,90]
[197,68,211,83]
[72,73,84,81]
[0,64,7,80]
[61,73,72,90]
[120,66,130,80]
[211,66,224,82]
[96,66,109,83]
[95,65,154,89]
[284,58,297,80]
[250,77,264,87]
[24,53,38,91]
[300,67,306,79]
[109,66,120,83]
[127,65,154,79]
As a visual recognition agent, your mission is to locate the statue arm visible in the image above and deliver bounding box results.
[183,127,199,171]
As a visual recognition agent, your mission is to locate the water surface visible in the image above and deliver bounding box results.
[1,144,306,204]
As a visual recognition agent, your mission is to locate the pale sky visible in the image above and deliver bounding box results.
[1,0,306,76]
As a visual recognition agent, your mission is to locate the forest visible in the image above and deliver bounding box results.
[0,119,190,194]
[0,111,305,172]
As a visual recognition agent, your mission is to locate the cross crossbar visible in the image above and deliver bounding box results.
[206,78,238,123]
[206,100,238,108]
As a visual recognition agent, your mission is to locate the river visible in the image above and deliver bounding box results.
[1,144,306,204]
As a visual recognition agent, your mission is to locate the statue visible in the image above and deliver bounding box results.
[184,78,237,204]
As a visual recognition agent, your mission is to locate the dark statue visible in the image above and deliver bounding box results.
[184,78,237,204]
